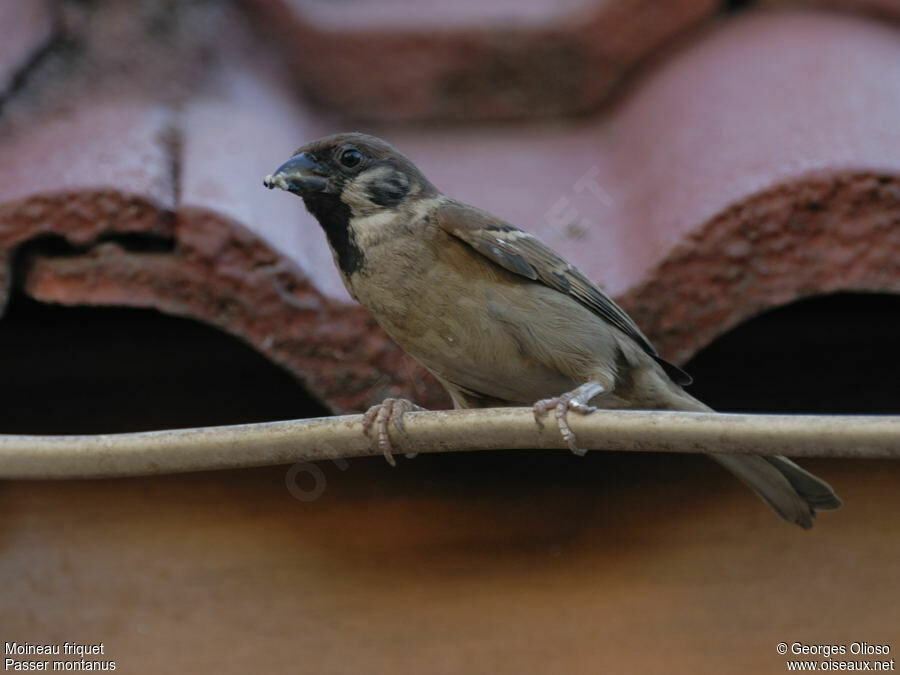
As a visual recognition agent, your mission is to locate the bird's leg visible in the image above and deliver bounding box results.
[533,382,607,456]
[361,398,425,466]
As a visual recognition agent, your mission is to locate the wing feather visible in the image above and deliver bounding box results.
[435,201,692,386]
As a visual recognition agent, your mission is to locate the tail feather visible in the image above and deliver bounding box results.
[761,456,843,511]
[709,455,817,529]
[663,388,841,528]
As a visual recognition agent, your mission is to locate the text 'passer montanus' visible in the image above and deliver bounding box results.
[264,132,841,529]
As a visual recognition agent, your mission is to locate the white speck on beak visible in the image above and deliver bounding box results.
[263,174,290,191]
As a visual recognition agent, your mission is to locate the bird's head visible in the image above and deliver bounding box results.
[264,132,437,217]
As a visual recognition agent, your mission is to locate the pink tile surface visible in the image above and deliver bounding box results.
[0,0,55,94]
[0,98,174,208]
[0,95,177,323]
[284,0,599,31]
[2,5,900,410]
[3,5,900,672]
[179,62,347,302]
[362,9,900,296]
[602,9,900,292]
[248,0,716,120]
[762,0,900,18]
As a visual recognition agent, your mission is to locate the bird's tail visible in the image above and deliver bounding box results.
[710,454,841,529]
[667,389,842,529]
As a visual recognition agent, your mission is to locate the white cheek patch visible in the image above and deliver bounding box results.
[354,210,400,229]
[349,197,446,251]
[351,211,401,249]
[410,196,447,221]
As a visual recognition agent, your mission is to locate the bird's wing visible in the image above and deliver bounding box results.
[434,200,692,385]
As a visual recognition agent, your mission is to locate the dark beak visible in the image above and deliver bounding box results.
[263,152,328,196]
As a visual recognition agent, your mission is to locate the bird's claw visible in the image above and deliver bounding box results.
[362,398,425,466]
[533,382,605,456]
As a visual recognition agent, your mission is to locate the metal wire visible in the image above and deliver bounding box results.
[0,408,898,479]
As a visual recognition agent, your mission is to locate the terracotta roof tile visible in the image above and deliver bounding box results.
[762,0,900,20]
[245,0,717,120]
[6,30,436,412]
[287,0,599,30]
[179,62,346,301]
[173,51,430,410]
[0,95,175,310]
[2,4,900,412]
[2,4,899,668]
[0,0,55,96]
[352,9,900,364]
[608,10,900,359]
[0,98,174,206]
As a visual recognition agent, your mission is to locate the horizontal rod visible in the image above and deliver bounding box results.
[0,408,897,479]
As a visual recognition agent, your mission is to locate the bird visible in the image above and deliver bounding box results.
[264,132,841,529]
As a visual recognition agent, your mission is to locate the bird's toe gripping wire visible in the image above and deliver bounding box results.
[532,382,606,456]
[362,398,426,466]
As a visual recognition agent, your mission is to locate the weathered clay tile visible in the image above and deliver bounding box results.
[359,10,900,366]
[3,5,900,415]
[761,0,900,20]
[2,5,899,671]
[172,58,441,410]
[0,97,175,310]
[18,51,443,412]
[0,0,56,96]
[604,10,900,361]
[244,0,718,121]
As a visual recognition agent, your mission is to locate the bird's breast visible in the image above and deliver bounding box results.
[348,229,578,403]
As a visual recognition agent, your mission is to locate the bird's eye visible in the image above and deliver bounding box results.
[339,148,363,168]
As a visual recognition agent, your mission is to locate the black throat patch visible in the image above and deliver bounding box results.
[302,194,364,277]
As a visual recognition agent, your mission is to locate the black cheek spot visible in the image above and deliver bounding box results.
[367,177,409,207]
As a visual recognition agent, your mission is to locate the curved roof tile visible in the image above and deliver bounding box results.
[1,5,899,411]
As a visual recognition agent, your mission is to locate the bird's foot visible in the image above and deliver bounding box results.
[362,398,425,466]
[532,382,606,456]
